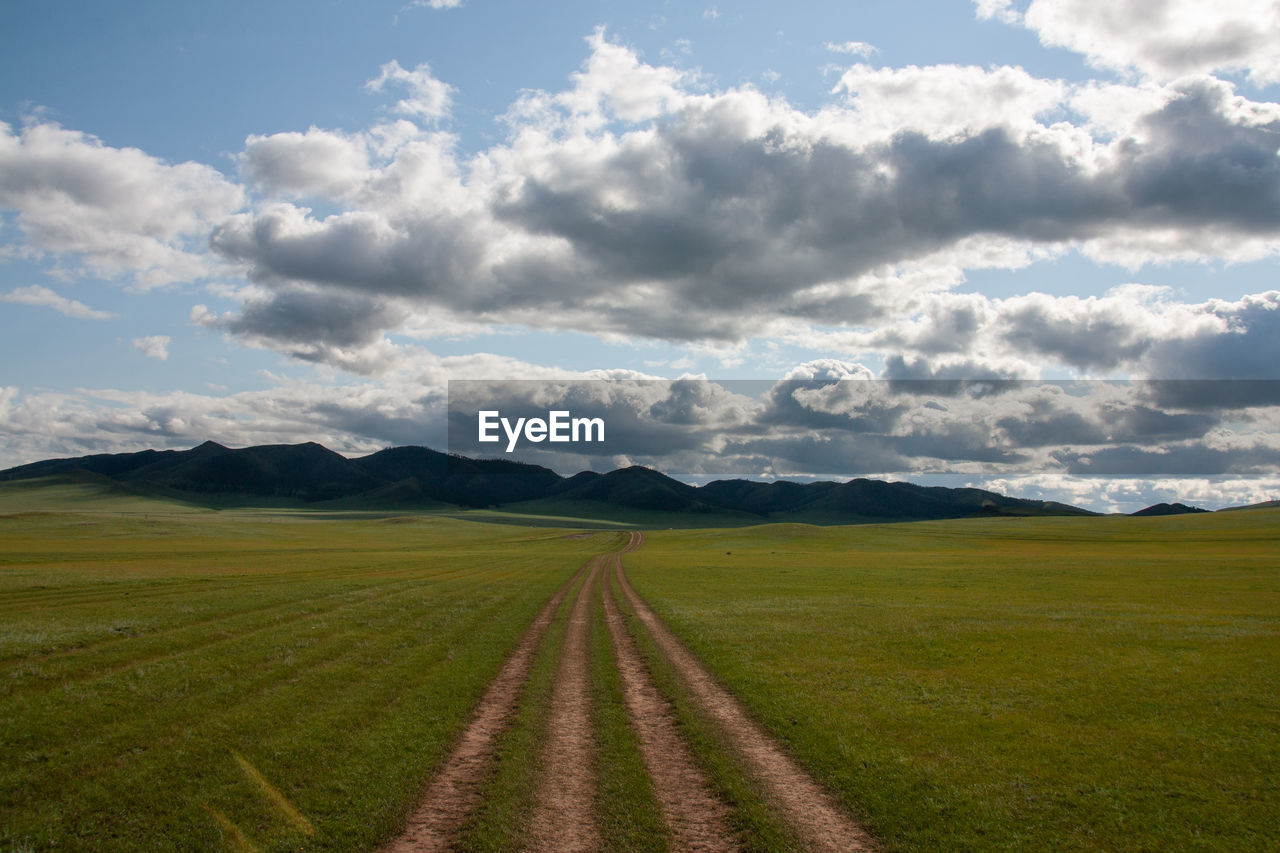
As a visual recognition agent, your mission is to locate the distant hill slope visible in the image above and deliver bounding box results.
[0,441,1098,524]
[1131,502,1209,517]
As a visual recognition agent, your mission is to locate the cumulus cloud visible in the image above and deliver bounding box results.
[980,0,1280,85]
[365,60,454,121]
[193,287,409,375]
[1142,292,1280,379]
[2,285,114,320]
[202,36,1280,368]
[0,121,244,288]
[240,127,373,198]
[806,286,1280,379]
[831,63,1067,140]
[4,34,1280,392]
[132,335,171,361]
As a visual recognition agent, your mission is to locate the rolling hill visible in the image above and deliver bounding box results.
[0,441,1097,524]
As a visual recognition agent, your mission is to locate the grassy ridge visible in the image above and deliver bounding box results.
[0,509,607,852]
[625,511,1280,852]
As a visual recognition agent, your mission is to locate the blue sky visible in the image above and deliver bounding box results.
[2,0,1280,510]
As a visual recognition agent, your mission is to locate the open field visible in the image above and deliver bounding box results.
[626,511,1280,851]
[0,506,605,851]
[2,484,1277,851]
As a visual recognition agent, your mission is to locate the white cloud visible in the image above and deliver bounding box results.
[7,35,1280,387]
[218,43,1280,364]
[2,285,114,320]
[986,0,1280,85]
[0,121,244,288]
[832,62,1068,140]
[365,60,453,121]
[241,127,373,198]
[804,286,1280,379]
[411,0,462,9]
[973,0,1021,25]
[132,335,171,361]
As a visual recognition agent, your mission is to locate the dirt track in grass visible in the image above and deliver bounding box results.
[613,533,877,853]
[381,559,592,853]
[386,529,876,852]
[601,549,740,852]
[524,555,603,851]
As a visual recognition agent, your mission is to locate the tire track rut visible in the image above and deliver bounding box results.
[601,552,739,852]
[387,529,875,852]
[525,556,604,851]
[382,558,593,853]
[615,532,877,853]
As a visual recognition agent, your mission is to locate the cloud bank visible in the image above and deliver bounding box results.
[2,24,1278,381]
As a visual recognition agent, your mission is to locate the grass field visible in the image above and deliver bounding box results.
[3,482,1277,851]
[0,504,606,852]
[625,510,1280,851]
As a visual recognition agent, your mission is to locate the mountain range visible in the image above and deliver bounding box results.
[0,440,1105,524]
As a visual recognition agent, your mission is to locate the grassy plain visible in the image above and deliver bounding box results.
[5,476,1277,852]
[625,511,1280,851]
[0,498,607,852]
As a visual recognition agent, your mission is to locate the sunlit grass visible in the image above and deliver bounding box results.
[0,508,607,851]
[626,511,1280,852]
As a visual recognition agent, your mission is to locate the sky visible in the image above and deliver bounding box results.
[2,0,1279,511]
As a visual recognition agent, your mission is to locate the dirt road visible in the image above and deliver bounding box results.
[383,530,875,852]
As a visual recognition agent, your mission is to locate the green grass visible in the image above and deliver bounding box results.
[497,497,765,529]
[590,572,668,852]
[624,511,1280,852]
[6,483,1277,852]
[0,474,208,515]
[455,565,584,852]
[0,507,609,852]
[609,569,804,853]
